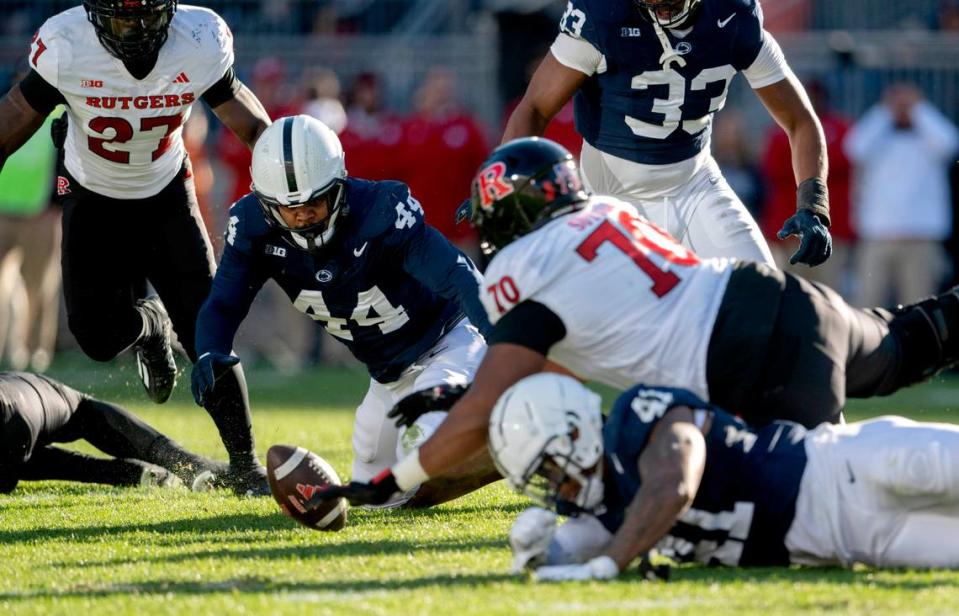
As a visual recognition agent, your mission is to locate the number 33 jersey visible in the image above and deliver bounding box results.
[481,197,731,399]
[30,5,233,199]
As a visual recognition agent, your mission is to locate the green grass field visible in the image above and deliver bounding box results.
[2,356,959,615]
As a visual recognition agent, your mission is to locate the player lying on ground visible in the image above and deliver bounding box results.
[0,0,273,495]
[192,115,497,507]
[0,372,225,492]
[309,137,959,508]
[504,0,831,267]
[490,373,959,580]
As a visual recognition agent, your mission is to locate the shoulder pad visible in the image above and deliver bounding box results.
[224,193,270,251]
[347,179,420,241]
[30,10,80,88]
[175,6,234,71]
[558,0,604,49]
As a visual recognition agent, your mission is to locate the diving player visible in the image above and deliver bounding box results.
[192,115,495,507]
[492,373,959,578]
[0,371,224,493]
[504,0,831,267]
[313,137,959,510]
[0,0,273,494]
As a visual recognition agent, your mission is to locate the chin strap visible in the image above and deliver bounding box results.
[649,12,687,70]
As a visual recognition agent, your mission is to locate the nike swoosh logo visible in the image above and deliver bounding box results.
[353,242,368,257]
[718,13,736,28]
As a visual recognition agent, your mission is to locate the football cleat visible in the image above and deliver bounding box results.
[216,463,271,497]
[134,297,178,404]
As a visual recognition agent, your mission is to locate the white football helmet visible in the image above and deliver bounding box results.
[251,115,347,251]
[488,373,605,513]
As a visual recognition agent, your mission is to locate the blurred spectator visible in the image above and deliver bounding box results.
[713,110,765,221]
[502,54,582,158]
[0,102,61,371]
[844,83,959,307]
[399,67,489,257]
[216,57,299,205]
[340,72,405,180]
[301,67,347,134]
[762,80,854,294]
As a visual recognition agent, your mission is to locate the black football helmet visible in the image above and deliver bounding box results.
[468,138,589,256]
[83,0,177,62]
[634,0,702,27]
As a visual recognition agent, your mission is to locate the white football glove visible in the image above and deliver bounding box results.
[509,506,558,573]
[533,555,619,582]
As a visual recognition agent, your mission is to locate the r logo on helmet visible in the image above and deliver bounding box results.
[475,161,514,210]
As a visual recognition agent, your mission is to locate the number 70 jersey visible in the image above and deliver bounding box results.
[30,5,233,199]
[481,197,733,399]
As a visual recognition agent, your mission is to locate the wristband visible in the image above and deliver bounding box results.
[392,449,430,491]
[796,177,831,227]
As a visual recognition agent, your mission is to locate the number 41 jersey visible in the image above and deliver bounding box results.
[30,5,233,199]
[480,197,731,400]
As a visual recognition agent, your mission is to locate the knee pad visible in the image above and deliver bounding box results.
[879,442,950,498]
[889,289,959,386]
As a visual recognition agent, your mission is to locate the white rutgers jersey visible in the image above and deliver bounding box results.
[481,197,733,399]
[29,5,234,199]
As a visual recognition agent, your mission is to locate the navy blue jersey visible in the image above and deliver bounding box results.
[598,384,807,566]
[196,178,490,383]
[561,0,766,164]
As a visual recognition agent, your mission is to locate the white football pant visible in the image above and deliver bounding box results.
[350,319,486,505]
[579,141,775,267]
[787,416,959,568]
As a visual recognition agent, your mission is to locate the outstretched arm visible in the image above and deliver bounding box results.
[602,406,706,571]
[211,83,271,149]
[502,52,587,143]
[0,83,47,173]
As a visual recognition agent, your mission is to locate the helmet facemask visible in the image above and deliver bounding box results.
[255,179,347,253]
[634,0,701,28]
[83,0,177,62]
[520,441,606,515]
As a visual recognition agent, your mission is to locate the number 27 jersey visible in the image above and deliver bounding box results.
[29,5,233,199]
[481,197,731,399]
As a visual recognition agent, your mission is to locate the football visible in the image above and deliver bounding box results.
[266,444,348,532]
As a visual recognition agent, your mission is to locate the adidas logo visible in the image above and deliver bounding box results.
[172,72,190,84]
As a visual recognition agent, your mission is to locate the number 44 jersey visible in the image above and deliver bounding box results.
[30,5,233,199]
[480,197,731,400]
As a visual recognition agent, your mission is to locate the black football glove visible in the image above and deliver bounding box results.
[387,383,469,428]
[191,352,240,406]
[50,113,68,150]
[777,177,832,267]
[306,470,400,507]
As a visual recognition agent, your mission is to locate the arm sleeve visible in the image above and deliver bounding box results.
[399,221,493,337]
[194,243,268,356]
[17,69,65,115]
[911,102,959,160]
[550,33,605,76]
[742,32,791,89]
[487,301,566,354]
[201,66,242,108]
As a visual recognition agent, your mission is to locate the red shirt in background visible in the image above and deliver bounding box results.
[761,112,854,241]
[340,110,405,181]
[398,110,489,244]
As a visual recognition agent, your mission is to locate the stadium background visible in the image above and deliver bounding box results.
[2,3,959,613]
